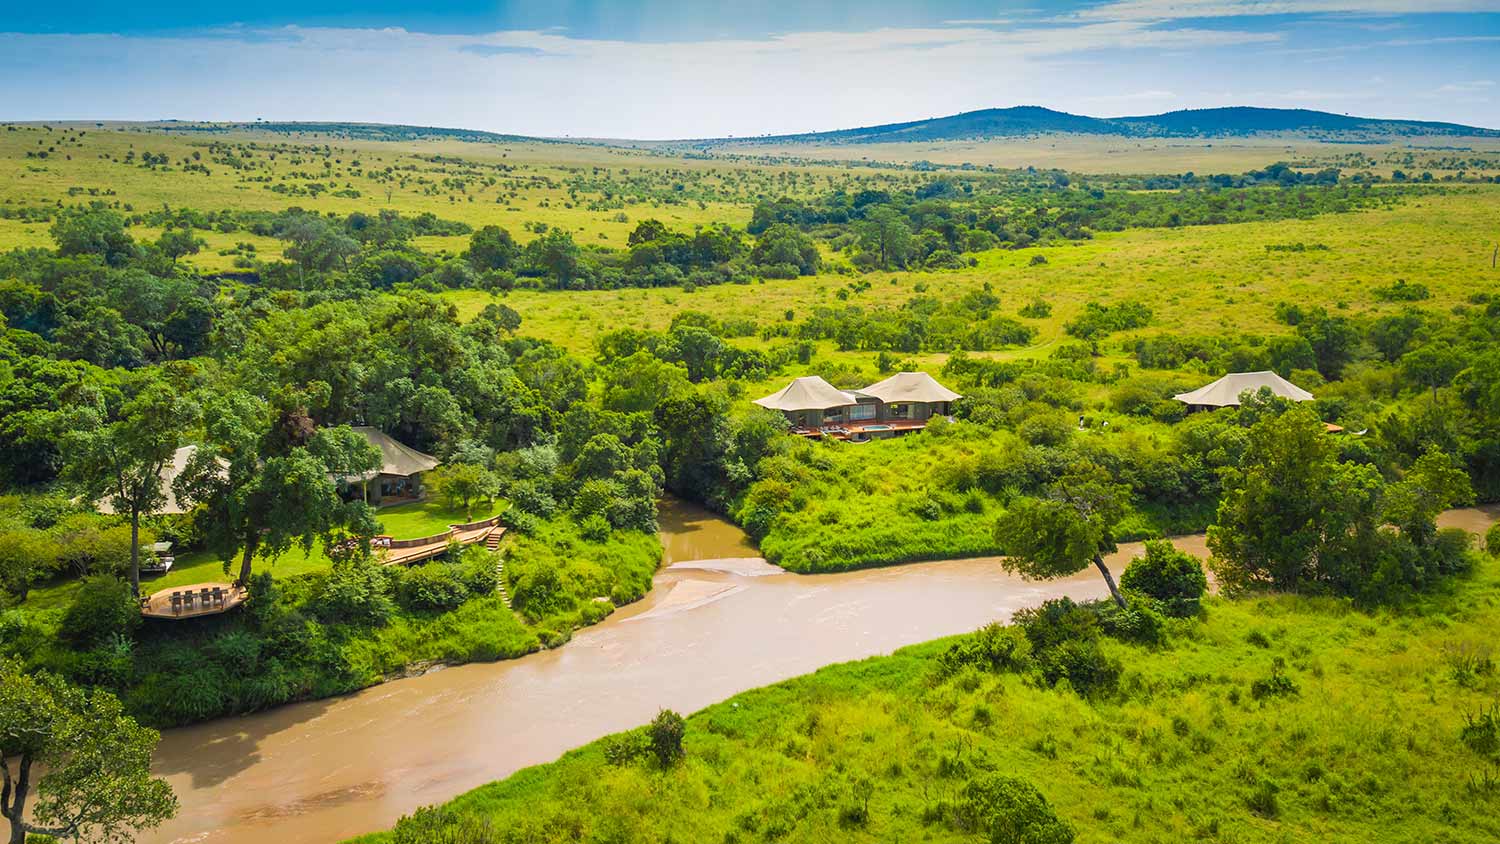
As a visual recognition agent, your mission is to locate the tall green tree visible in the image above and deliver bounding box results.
[465,225,518,271]
[64,372,197,597]
[857,206,915,270]
[1382,448,1473,547]
[1208,407,1384,595]
[994,462,1130,608]
[0,660,177,844]
[176,393,380,585]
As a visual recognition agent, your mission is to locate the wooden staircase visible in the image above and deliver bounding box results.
[485,529,511,607]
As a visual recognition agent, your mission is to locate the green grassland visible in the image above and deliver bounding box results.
[692,132,1500,177]
[446,184,1500,379]
[360,535,1500,844]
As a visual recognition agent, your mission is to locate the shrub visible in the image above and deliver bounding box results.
[320,556,395,625]
[601,727,652,766]
[936,623,1033,679]
[649,709,686,767]
[958,774,1075,844]
[510,559,570,621]
[579,513,611,543]
[1120,540,1208,617]
[1461,704,1500,758]
[395,562,470,612]
[1018,298,1052,319]
[1039,638,1121,697]
[1250,658,1300,701]
[1014,598,1099,653]
[1094,600,1167,646]
[1246,777,1282,818]
[457,548,500,595]
[1486,523,1500,558]
[59,576,140,648]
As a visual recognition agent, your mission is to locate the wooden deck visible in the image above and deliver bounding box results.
[792,418,933,440]
[142,518,507,618]
[141,583,246,619]
[377,516,505,566]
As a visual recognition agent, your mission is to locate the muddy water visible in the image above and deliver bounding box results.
[142,503,1497,844]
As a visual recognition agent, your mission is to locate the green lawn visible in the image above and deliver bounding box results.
[375,497,506,538]
[21,497,507,610]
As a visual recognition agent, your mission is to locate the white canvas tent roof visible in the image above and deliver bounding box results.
[353,426,440,477]
[1173,371,1314,408]
[860,372,962,404]
[97,445,206,516]
[753,376,858,412]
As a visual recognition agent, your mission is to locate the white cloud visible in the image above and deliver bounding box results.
[1436,79,1495,92]
[1073,0,1500,22]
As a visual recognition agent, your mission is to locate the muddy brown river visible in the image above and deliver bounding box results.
[142,501,1498,844]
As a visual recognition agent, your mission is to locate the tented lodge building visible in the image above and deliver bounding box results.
[754,372,961,440]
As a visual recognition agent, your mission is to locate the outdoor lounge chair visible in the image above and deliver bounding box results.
[212,586,224,606]
[200,587,213,608]
[181,591,195,611]
[169,592,182,614]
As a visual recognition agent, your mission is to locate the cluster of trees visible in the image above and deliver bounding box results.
[748,180,1406,268]
[460,218,824,291]
[781,288,1038,354]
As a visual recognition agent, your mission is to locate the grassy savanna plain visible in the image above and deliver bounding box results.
[686,132,1500,177]
[363,518,1500,844]
[444,185,1500,378]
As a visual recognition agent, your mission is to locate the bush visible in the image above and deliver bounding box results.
[1120,540,1208,617]
[1094,600,1167,647]
[958,774,1075,844]
[510,559,570,621]
[457,548,500,595]
[649,709,686,767]
[320,556,395,625]
[579,513,611,543]
[1039,638,1121,697]
[936,623,1033,679]
[1014,598,1099,653]
[1250,658,1300,701]
[395,562,470,612]
[601,727,653,766]
[1486,523,1500,558]
[59,576,140,648]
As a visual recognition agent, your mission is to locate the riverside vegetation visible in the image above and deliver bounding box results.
[0,122,1499,842]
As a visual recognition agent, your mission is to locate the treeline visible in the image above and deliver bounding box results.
[773,288,1039,353]
[749,178,1412,265]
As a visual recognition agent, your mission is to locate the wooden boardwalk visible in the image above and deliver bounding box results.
[377,516,505,566]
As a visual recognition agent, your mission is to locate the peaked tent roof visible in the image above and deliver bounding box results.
[353,426,440,477]
[860,372,963,404]
[1173,371,1314,407]
[97,445,214,516]
[753,376,858,412]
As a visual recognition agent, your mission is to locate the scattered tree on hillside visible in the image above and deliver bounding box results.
[994,461,1131,608]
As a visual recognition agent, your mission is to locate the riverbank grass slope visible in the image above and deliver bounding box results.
[358,554,1500,844]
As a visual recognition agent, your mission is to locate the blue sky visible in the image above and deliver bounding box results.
[2,1,1497,138]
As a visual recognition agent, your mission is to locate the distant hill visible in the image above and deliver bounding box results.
[701,106,1499,146]
[147,120,545,144]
